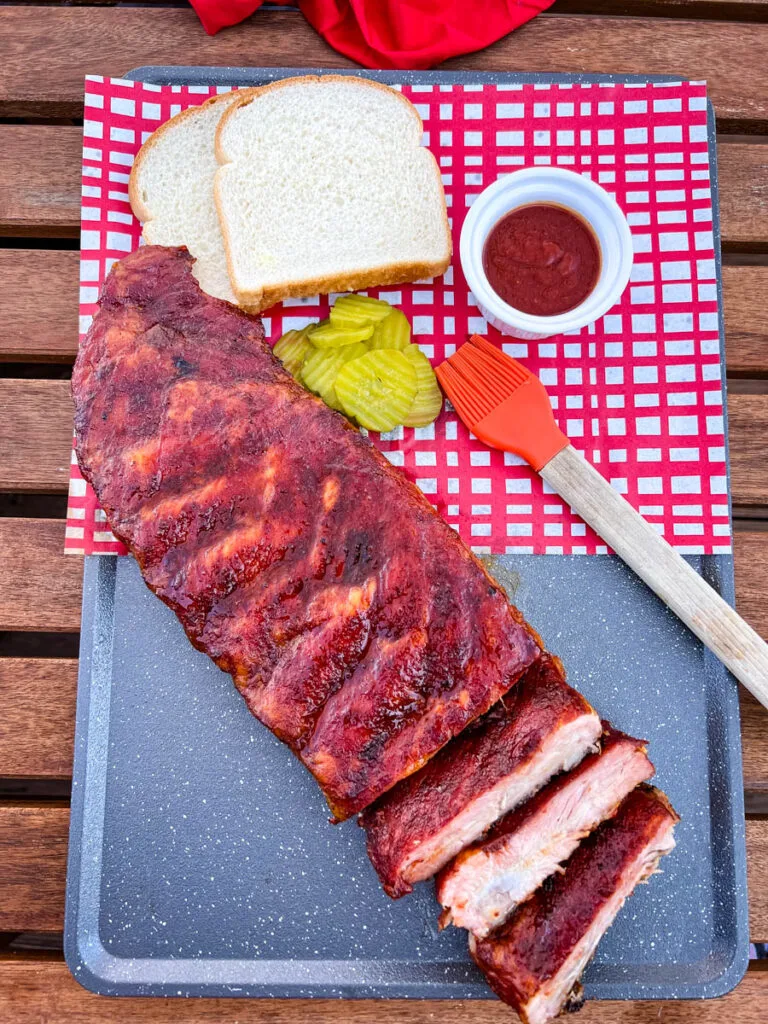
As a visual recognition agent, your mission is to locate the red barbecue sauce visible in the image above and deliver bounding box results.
[482,203,601,317]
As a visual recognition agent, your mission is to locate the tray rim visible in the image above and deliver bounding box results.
[64,64,749,1003]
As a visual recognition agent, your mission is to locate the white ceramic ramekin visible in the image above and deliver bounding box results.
[460,167,634,341]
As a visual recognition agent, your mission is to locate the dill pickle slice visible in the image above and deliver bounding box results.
[308,318,329,336]
[301,342,369,410]
[335,350,417,433]
[402,346,443,427]
[273,328,299,351]
[309,321,375,350]
[368,308,411,351]
[273,329,313,379]
[330,294,392,330]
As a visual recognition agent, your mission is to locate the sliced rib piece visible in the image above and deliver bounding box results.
[71,246,541,821]
[437,722,655,937]
[360,653,601,897]
[470,785,678,1024]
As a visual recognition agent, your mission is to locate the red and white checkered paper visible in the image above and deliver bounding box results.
[66,75,730,557]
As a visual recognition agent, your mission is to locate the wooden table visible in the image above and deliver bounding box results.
[1,2,767,1020]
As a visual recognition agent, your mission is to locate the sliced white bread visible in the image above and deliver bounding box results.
[214,76,452,311]
[129,90,251,303]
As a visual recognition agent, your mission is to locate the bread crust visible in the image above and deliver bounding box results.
[128,88,256,233]
[238,259,450,313]
[214,75,452,312]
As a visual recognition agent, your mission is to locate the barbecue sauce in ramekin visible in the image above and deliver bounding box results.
[482,203,601,318]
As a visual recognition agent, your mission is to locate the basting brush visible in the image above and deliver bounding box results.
[436,334,768,710]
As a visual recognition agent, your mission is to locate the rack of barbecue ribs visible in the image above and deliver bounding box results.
[73,247,680,1024]
[360,654,602,897]
[71,245,541,821]
[469,786,678,1024]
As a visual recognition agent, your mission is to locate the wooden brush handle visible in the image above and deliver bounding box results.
[541,443,768,711]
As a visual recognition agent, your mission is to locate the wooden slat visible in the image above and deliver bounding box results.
[747,819,768,939]
[3,254,767,371]
[0,380,74,492]
[26,0,768,11]
[0,504,764,648]
[1,8,768,130]
[0,520,82,632]
[728,394,768,508]
[735,527,768,793]
[722,265,768,376]
[3,379,766,505]
[0,665,764,787]
[3,513,767,648]
[0,127,82,237]
[0,627,766,790]
[0,124,765,247]
[718,145,768,252]
[733,529,768,637]
[9,965,768,1024]
[558,0,768,14]
[0,960,764,1024]
[0,804,69,932]
[0,659,77,778]
[740,689,768,793]
[0,250,79,361]
[0,380,72,492]
[0,802,764,939]
[29,0,768,13]
[0,7,351,121]
[734,529,768,789]
[0,519,763,784]
[0,525,764,784]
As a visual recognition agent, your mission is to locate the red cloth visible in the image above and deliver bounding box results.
[190,0,554,69]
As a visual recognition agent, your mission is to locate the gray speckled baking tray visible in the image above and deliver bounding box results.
[64,67,748,1002]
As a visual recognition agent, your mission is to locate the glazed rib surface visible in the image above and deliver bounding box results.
[361,653,601,897]
[469,785,678,1024]
[71,246,541,820]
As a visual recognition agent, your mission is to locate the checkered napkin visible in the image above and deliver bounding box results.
[65,75,730,557]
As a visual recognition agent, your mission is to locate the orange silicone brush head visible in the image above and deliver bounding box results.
[435,335,570,472]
